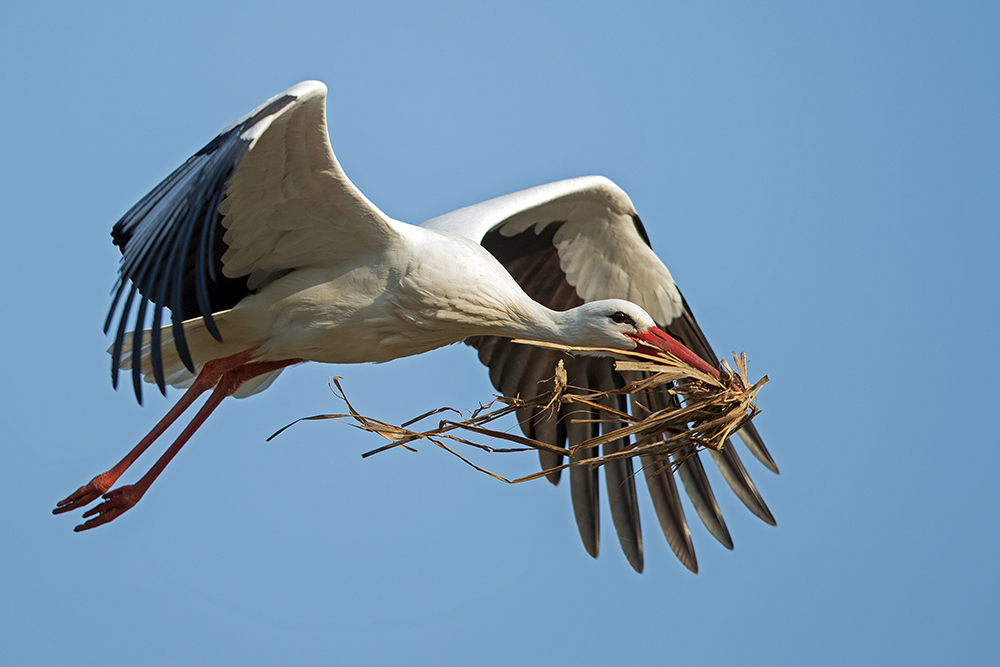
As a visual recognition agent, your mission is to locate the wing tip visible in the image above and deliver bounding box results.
[737,424,781,474]
[760,507,778,527]
[283,80,327,100]
[221,80,327,135]
[628,553,644,573]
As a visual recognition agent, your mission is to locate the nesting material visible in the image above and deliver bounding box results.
[269,344,767,484]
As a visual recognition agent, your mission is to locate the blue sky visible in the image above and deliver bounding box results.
[3,2,998,665]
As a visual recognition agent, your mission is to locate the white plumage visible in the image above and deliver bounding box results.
[55,81,777,573]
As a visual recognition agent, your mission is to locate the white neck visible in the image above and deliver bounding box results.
[489,300,593,348]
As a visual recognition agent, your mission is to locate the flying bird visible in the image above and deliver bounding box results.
[54,81,777,573]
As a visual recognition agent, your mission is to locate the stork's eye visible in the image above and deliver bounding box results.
[610,311,635,325]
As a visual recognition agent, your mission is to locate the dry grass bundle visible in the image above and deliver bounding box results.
[269,344,767,484]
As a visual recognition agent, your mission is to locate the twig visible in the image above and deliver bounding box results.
[269,345,767,486]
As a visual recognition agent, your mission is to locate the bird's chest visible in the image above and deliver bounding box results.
[255,262,473,364]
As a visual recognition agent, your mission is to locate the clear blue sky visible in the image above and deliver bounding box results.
[3,2,998,665]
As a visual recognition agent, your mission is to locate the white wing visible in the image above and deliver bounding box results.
[422,175,684,326]
[218,81,397,284]
[107,81,398,400]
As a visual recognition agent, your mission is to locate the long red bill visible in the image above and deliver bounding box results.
[628,327,720,380]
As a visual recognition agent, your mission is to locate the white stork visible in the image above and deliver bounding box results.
[54,81,777,573]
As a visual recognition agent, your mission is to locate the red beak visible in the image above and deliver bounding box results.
[628,327,720,379]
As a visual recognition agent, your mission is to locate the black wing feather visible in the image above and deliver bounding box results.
[566,361,601,559]
[471,216,777,571]
[664,293,780,474]
[105,95,296,402]
[675,443,734,549]
[631,371,735,552]
[622,374,699,572]
[596,363,643,572]
[471,222,652,569]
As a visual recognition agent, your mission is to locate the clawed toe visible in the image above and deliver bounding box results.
[52,473,118,515]
[73,485,144,531]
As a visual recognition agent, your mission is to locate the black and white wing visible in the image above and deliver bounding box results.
[106,81,398,402]
[422,176,778,573]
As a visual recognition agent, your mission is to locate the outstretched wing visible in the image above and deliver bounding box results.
[106,81,398,402]
[422,176,777,573]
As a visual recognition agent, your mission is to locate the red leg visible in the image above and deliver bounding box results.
[54,348,262,515]
[72,358,300,532]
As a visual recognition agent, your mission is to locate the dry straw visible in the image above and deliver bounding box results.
[269,343,767,484]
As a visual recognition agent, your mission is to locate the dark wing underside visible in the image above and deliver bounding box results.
[468,220,777,573]
[105,95,296,402]
[467,223,646,569]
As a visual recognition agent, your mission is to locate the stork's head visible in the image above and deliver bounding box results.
[566,299,720,379]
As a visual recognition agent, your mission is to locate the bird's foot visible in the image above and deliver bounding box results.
[73,484,146,532]
[52,471,121,514]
